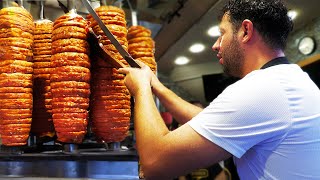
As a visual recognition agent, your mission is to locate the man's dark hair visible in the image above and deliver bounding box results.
[220,0,293,50]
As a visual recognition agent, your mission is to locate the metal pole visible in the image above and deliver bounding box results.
[67,0,76,12]
[100,0,107,6]
[17,0,23,7]
[40,0,44,20]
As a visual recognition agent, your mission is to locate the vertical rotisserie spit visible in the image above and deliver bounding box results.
[31,16,55,138]
[0,6,35,146]
[87,6,131,143]
[127,25,157,73]
[51,10,90,143]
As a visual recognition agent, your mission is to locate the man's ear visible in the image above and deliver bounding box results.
[240,19,253,43]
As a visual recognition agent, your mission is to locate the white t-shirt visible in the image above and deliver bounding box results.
[188,64,320,180]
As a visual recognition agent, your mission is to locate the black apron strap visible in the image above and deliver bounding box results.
[260,57,290,69]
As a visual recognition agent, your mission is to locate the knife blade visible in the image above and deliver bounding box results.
[88,28,126,68]
[81,0,141,68]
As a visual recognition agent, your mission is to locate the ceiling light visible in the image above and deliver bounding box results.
[288,10,298,20]
[207,26,220,37]
[189,43,205,53]
[174,56,190,65]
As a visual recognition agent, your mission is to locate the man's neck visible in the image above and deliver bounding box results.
[242,46,285,77]
[260,56,290,69]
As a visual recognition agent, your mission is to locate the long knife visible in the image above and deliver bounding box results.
[88,28,127,68]
[81,0,141,68]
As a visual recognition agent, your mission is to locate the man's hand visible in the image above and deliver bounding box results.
[118,61,155,97]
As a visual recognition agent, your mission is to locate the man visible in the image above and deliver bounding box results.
[118,0,320,179]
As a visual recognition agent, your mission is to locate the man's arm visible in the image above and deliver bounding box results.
[135,89,232,179]
[118,65,232,179]
[151,73,203,124]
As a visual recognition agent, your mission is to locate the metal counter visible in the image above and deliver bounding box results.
[0,144,139,179]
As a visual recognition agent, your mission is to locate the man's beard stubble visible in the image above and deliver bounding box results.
[221,36,245,78]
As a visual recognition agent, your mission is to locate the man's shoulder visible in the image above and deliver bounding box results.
[241,64,301,84]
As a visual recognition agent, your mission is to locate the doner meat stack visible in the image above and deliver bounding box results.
[50,10,90,143]
[0,6,35,146]
[31,19,55,137]
[87,6,131,143]
[127,25,157,73]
